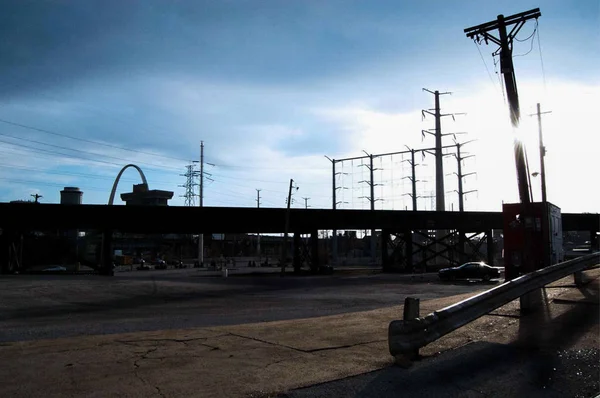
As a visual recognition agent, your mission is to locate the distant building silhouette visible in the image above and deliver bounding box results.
[60,187,82,205]
[120,183,173,206]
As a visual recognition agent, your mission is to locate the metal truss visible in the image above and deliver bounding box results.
[382,229,495,272]
[293,232,320,273]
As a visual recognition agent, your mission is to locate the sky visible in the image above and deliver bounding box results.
[0,0,598,213]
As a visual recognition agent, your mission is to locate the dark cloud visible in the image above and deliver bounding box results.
[0,0,416,99]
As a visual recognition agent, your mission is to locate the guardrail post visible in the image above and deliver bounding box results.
[520,288,543,313]
[393,296,420,366]
[574,271,583,286]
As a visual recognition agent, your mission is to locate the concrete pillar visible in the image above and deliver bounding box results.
[458,230,466,264]
[381,229,390,272]
[101,229,114,276]
[0,230,10,274]
[487,230,494,266]
[591,230,599,251]
[311,230,319,273]
[405,230,413,273]
[293,232,301,273]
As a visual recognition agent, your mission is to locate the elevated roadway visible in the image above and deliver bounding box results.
[0,203,598,234]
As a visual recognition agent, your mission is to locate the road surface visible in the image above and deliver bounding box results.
[0,269,494,342]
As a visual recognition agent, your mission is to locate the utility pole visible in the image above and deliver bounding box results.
[453,141,477,212]
[30,193,42,203]
[325,156,338,267]
[422,89,466,212]
[302,197,310,209]
[530,103,551,203]
[422,90,465,268]
[359,151,381,265]
[198,141,204,267]
[465,8,541,204]
[281,179,298,274]
[401,147,418,211]
[256,189,261,261]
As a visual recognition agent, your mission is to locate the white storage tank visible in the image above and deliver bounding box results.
[60,187,83,205]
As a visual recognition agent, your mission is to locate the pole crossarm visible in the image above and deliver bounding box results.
[327,144,458,164]
[464,8,541,41]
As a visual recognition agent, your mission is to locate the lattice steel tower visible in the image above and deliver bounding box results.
[179,164,199,206]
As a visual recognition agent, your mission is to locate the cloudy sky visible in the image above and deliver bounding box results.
[0,0,598,213]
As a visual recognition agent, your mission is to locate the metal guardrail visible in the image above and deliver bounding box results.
[389,252,600,357]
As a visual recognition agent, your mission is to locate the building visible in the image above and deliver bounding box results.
[60,187,83,205]
[120,183,174,206]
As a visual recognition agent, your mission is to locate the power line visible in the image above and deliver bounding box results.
[0,117,335,173]
[0,176,106,191]
[0,161,176,185]
[0,131,183,171]
[0,117,188,162]
[0,137,184,173]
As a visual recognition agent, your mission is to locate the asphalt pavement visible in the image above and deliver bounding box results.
[0,268,494,342]
[285,342,599,398]
[0,269,597,397]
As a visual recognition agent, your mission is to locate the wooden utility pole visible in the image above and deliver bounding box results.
[325,156,338,267]
[30,193,42,203]
[530,103,551,203]
[465,8,541,205]
[454,142,477,212]
[360,151,380,265]
[256,189,261,261]
[198,141,204,266]
[281,179,297,274]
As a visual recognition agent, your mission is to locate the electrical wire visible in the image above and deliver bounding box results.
[0,118,330,172]
[0,162,175,185]
[475,41,499,92]
[536,20,548,93]
[0,117,188,162]
[0,131,183,171]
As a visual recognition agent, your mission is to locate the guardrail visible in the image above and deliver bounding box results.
[389,252,600,357]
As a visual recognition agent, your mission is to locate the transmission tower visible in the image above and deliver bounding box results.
[179,164,199,206]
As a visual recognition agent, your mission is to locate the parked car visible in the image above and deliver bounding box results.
[438,262,501,282]
[154,259,167,270]
[43,266,67,272]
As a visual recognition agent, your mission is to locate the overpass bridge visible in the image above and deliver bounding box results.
[0,203,598,274]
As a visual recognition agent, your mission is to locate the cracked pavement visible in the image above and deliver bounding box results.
[0,269,597,397]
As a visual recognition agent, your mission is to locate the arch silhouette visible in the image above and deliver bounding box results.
[108,164,148,205]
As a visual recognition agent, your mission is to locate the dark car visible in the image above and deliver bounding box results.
[439,262,501,282]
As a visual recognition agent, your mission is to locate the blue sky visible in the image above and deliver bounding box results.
[0,0,598,213]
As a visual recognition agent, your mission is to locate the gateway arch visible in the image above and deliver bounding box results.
[108,164,148,205]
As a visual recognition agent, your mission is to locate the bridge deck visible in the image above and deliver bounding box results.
[0,203,597,234]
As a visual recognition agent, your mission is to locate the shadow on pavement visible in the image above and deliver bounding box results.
[286,280,599,398]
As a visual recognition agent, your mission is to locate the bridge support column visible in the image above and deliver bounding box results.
[457,230,466,264]
[0,229,10,274]
[101,229,114,276]
[487,230,494,266]
[332,230,338,267]
[311,230,319,273]
[381,229,390,272]
[591,229,599,252]
[293,232,302,273]
[405,230,413,273]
